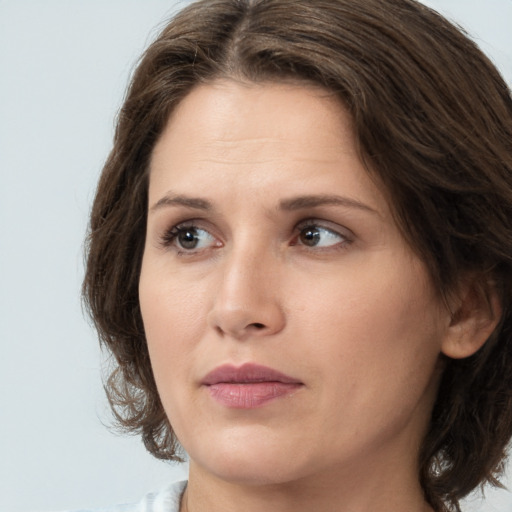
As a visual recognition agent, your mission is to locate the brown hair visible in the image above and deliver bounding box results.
[83,1,512,510]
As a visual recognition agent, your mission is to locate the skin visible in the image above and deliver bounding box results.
[139,80,482,512]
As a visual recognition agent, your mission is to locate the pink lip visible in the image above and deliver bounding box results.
[202,363,303,409]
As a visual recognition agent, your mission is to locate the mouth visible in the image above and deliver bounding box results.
[201,363,303,409]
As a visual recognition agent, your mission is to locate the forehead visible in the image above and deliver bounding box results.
[148,80,389,217]
[152,80,352,162]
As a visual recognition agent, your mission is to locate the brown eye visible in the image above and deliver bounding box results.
[178,228,200,249]
[299,227,321,247]
[297,225,346,248]
[165,225,218,251]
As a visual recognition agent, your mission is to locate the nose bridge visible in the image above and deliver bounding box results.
[209,233,285,338]
[226,235,268,294]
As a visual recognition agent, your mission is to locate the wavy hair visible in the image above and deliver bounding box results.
[83,1,512,510]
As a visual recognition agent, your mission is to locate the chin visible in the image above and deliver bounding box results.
[205,459,308,487]
[185,430,313,486]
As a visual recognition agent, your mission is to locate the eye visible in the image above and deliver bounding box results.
[294,223,349,249]
[162,224,219,252]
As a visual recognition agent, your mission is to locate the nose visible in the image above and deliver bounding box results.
[207,244,286,340]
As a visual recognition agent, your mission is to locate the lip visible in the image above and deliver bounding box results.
[201,363,303,409]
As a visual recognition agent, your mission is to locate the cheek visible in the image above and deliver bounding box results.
[288,265,444,451]
[293,267,431,334]
[139,262,209,380]
[288,254,445,387]
[138,268,210,435]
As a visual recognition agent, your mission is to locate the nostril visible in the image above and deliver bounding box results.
[251,323,265,329]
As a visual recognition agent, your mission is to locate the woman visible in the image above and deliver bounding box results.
[82,0,512,511]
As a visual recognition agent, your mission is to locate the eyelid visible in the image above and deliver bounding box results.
[290,218,355,252]
[294,218,354,238]
[158,219,222,253]
[155,217,354,254]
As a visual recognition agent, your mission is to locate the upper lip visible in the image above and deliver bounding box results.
[201,363,302,385]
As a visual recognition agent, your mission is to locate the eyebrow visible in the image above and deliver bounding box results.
[149,192,378,215]
[150,194,213,212]
[279,194,378,215]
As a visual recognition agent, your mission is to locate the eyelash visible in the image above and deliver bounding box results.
[292,221,352,250]
[159,219,352,255]
[159,222,218,254]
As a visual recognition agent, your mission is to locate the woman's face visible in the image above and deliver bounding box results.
[140,81,451,488]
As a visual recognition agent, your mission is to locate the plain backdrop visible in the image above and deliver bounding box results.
[1,1,511,511]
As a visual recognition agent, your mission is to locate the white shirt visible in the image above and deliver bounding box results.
[67,480,187,512]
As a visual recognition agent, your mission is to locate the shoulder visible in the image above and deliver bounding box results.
[65,480,187,512]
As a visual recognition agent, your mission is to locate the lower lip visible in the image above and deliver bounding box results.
[207,382,303,408]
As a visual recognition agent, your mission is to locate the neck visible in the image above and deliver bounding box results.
[180,456,435,512]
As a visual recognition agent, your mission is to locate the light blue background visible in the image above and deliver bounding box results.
[1,1,511,511]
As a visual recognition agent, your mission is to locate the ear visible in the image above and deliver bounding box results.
[441,278,502,359]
